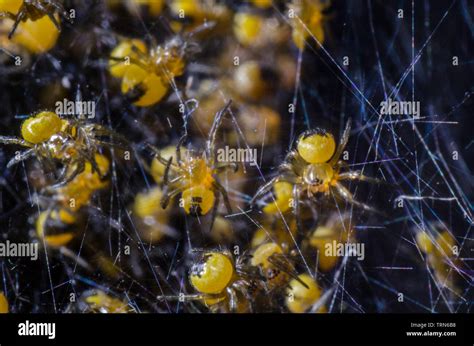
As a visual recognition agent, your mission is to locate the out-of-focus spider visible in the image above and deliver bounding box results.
[66,289,136,313]
[108,23,207,107]
[416,222,462,293]
[251,119,381,227]
[285,273,326,313]
[0,111,127,186]
[151,101,237,219]
[288,0,330,50]
[0,0,69,39]
[108,36,188,107]
[251,241,309,292]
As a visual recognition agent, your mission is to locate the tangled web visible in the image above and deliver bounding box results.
[0,0,472,313]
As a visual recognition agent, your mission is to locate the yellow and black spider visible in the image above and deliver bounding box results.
[251,241,309,292]
[108,25,205,107]
[0,0,69,39]
[151,101,237,218]
[252,119,381,227]
[159,249,264,313]
[0,111,127,186]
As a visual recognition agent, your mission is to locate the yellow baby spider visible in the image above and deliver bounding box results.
[0,0,69,39]
[108,33,197,107]
[0,111,126,186]
[66,289,136,313]
[160,250,263,312]
[251,241,308,292]
[252,119,381,223]
[152,101,236,218]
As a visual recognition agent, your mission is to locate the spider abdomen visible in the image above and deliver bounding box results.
[21,111,62,144]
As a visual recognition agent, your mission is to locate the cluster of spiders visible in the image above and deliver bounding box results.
[0,0,465,314]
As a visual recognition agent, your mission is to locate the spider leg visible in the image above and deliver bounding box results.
[338,171,385,184]
[250,176,279,206]
[92,125,129,141]
[292,183,303,235]
[6,148,35,168]
[90,138,129,151]
[88,151,105,178]
[48,0,71,22]
[279,162,294,173]
[284,150,299,162]
[54,158,73,182]
[188,247,218,254]
[214,162,238,174]
[76,147,101,175]
[46,11,61,30]
[156,293,207,302]
[333,182,383,215]
[8,10,26,39]
[168,175,184,184]
[206,100,232,165]
[226,287,237,312]
[59,247,94,272]
[108,56,126,67]
[0,11,16,20]
[34,1,61,30]
[186,19,217,38]
[175,135,187,166]
[153,154,173,168]
[329,118,352,166]
[88,125,130,148]
[0,136,31,147]
[39,145,58,175]
[160,187,181,209]
[212,179,232,214]
[129,44,151,69]
[267,254,309,289]
[50,159,85,188]
[144,144,178,172]
[233,282,254,312]
[162,156,173,186]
